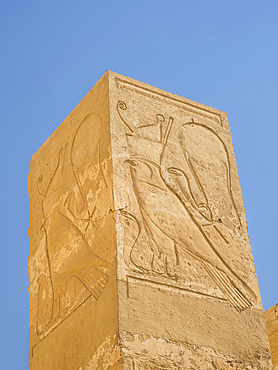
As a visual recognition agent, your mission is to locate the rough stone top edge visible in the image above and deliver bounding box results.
[29,70,228,166]
[107,70,228,117]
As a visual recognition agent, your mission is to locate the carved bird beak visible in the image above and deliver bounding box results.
[124,159,139,168]
[167,167,183,176]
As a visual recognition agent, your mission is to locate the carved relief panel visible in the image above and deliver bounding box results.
[113,78,259,313]
[28,113,113,350]
[28,72,270,369]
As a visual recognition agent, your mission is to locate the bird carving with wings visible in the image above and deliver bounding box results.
[119,105,256,312]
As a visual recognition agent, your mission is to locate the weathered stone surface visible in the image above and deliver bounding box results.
[28,74,120,369]
[28,71,271,369]
[265,304,278,369]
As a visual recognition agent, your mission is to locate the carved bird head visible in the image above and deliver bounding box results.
[125,157,166,190]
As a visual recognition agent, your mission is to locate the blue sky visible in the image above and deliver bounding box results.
[1,1,277,368]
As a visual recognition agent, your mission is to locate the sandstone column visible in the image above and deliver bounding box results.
[28,71,272,369]
[265,304,278,369]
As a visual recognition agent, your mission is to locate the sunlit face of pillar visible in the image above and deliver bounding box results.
[69,113,103,217]
[71,113,102,175]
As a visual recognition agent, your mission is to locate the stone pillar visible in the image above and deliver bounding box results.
[28,71,272,369]
[265,304,278,369]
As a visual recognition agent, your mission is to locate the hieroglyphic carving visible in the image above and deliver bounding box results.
[117,101,134,133]
[117,101,256,312]
[178,122,242,228]
[34,113,112,338]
